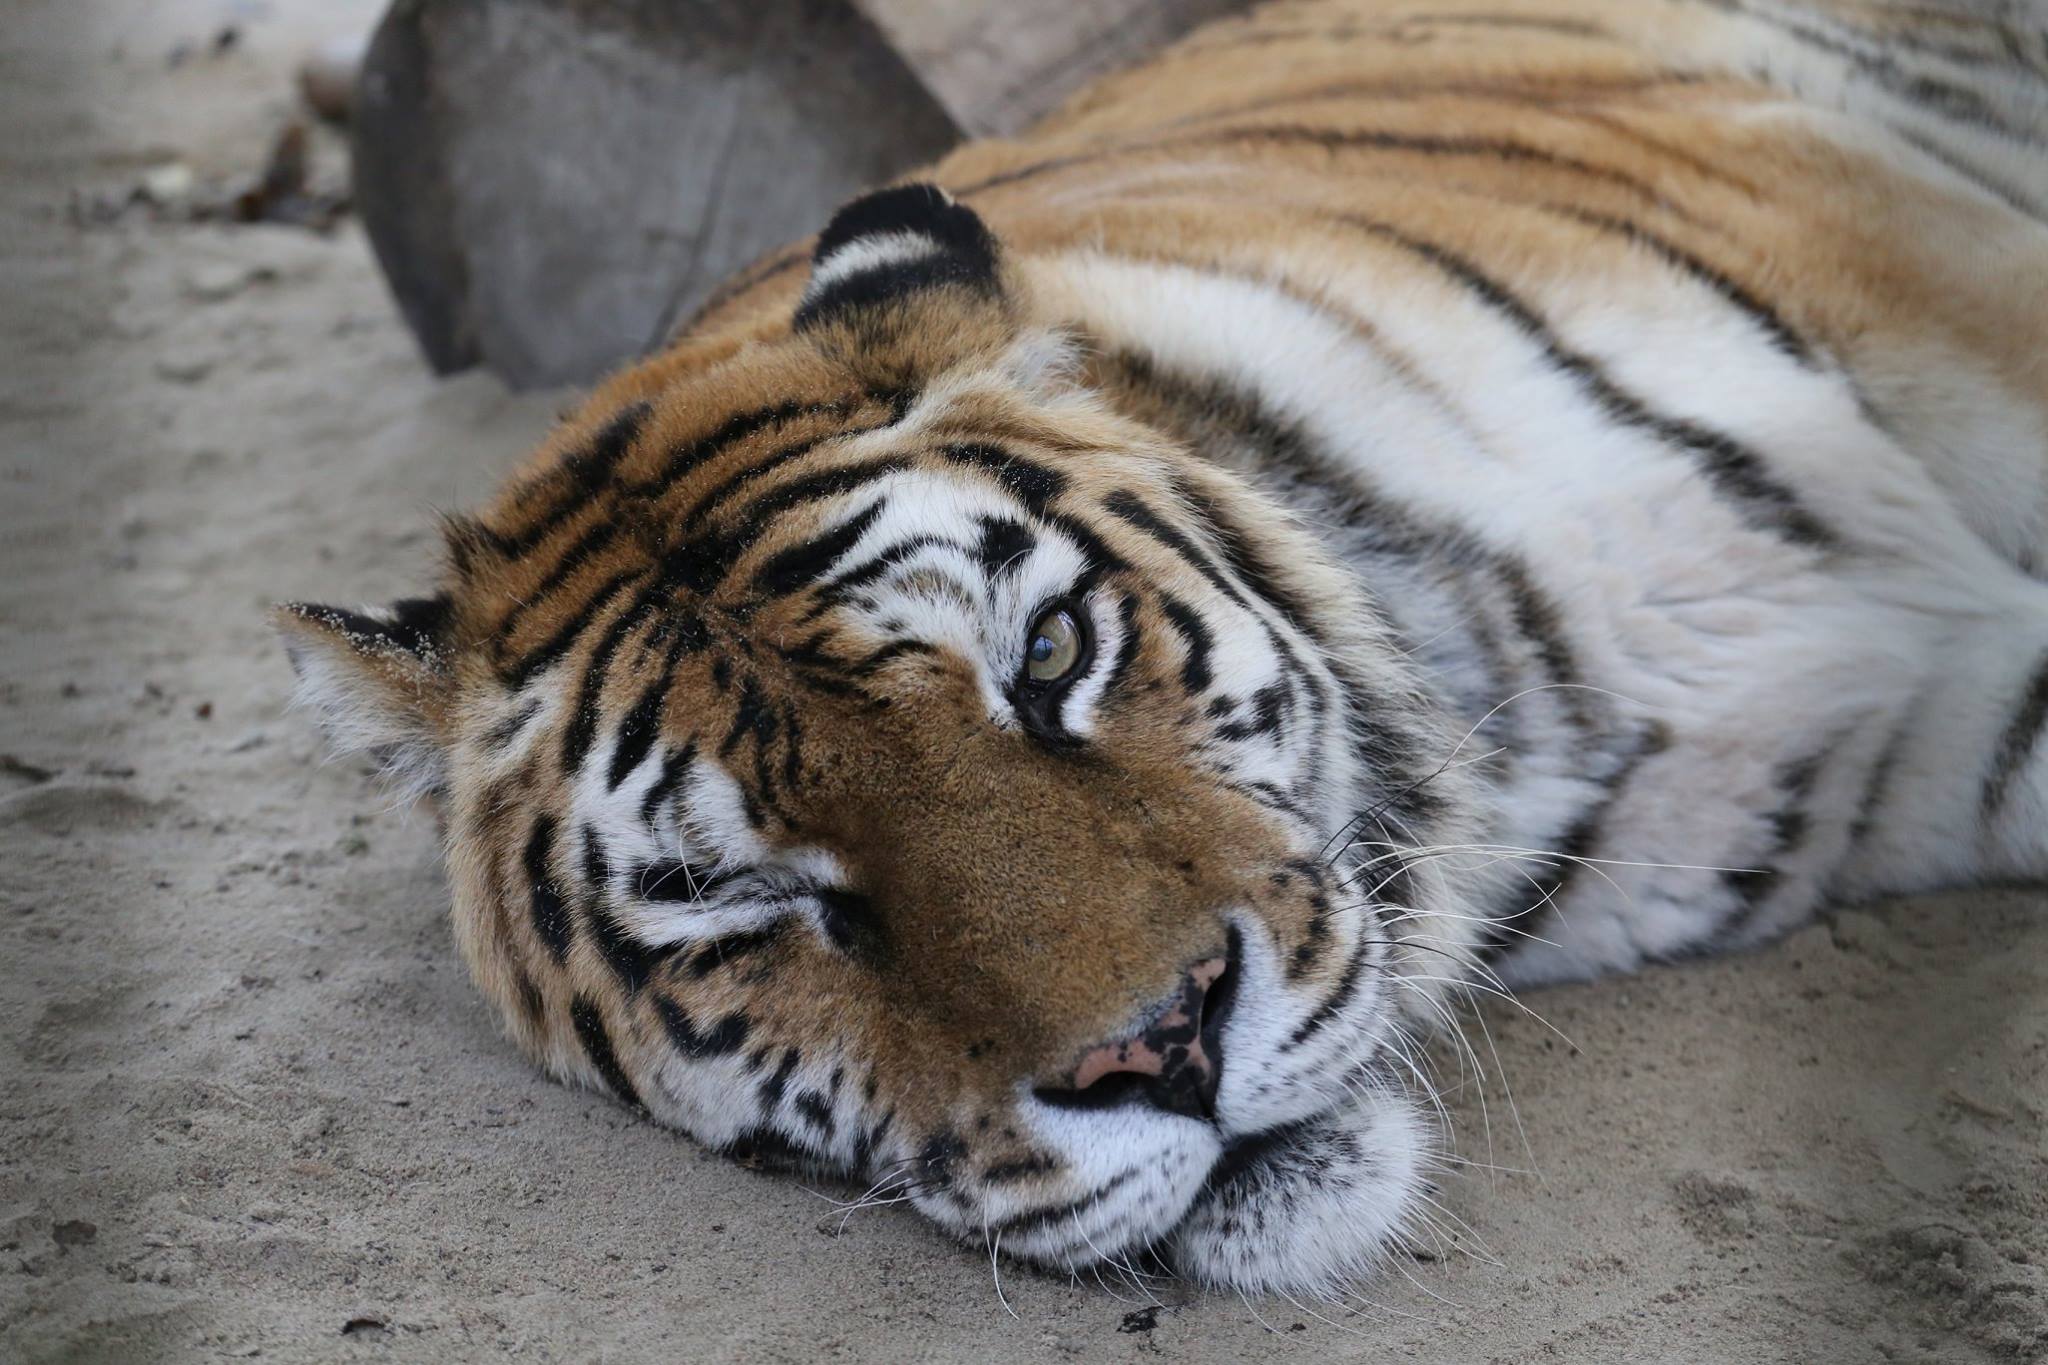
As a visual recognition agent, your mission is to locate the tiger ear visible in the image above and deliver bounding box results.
[273,595,455,801]
[794,182,1002,333]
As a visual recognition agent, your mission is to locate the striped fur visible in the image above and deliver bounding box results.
[277,0,2048,1295]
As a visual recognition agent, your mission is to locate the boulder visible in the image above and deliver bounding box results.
[352,0,961,387]
[863,0,1251,137]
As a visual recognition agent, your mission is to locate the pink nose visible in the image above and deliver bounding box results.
[1037,950,1237,1121]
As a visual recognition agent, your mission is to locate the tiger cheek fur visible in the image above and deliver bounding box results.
[277,0,2048,1302]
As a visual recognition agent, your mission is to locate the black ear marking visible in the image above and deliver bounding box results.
[793,182,1000,332]
[280,594,453,665]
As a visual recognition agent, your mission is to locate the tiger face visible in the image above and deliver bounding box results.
[279,187,1487,1292]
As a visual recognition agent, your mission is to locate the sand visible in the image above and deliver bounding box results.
[4,1,2045,1360]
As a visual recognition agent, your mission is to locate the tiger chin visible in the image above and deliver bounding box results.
[277,0,2048,1300]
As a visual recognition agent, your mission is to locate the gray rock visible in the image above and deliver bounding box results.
[353,0,961,388]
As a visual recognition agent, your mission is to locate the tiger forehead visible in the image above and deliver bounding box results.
[450,383,1193,681]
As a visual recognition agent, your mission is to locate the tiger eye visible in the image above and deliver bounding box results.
[1025,608,1083,684]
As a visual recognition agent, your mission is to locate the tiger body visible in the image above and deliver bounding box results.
[281,0,2048,1293]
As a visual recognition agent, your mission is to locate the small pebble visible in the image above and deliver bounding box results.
[154,354,213,385]
[138,161,196,207]
[52,1220,97,1248]
[184,262,250,303]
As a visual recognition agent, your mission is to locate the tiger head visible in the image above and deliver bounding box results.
[277,185,1491,1294]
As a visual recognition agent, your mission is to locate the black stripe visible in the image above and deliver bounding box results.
[1156,71,1702,137]
[793,1091,835,1135]
[958,122,1679,209]
[500,568,642,687]
[482,698,541,753]
[655,997,751,1058]
[988,1169,1137,1241]
[1476,722,1668,963]
[1104,489,1243,605]
[1216,680,1290,742]
[579,828,678,993]
[1216,124,1684,201]
[491,518,620,644]
[669,391,912,524]
[1848,715,1911,849]
[1098,363,1315,585]
[282,597,451,661]
[678,430,853,530]
[1283,916,1375,1049]
[665,456,919,599]
[579,822,608,888]
[934,445,1138,582]
[1535,203,1815,365]
[1233,777,1317,826]
[1494,558,1591,730]
[570,995,644,1109]
[1171,475,1328,650]
[561,591,657,770]
[1105,359,1354,712]
[814,888,887,963]
[794,533,972,628]
[721,1126,831,1173]
[759,1047,802,1113]
[1098,353,1464,824]
[936,442,1068,513]
[638,742,695,824]
[1155,593,1215,693]
[1342,216,1837,548]
[1716,740,1831,942]
[1886,121,2048,225]
[685,926,783,978]
[513,969,545,1027]
[719,674,777,759]
[844,638,939,678]
[976,516,1037,580]
[524,816,573,964]
[753,499,888,597]
[1683,0,2041,147]
[1411,11,1610,38]
[1982,649,2048,820]
[587,905,672,995]
[629,398,825,499]
[982,1154,1056,1185]
[798,256,1002,331]
[1280,862,1336,981]
[1103,593,1144,698]
[1105,483,1323,714]
[606,621,707,790]
[481,402,649,558]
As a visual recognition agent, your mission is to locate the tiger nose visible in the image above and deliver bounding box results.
[1033,942,1240,1122]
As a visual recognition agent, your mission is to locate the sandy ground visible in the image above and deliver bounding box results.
[4,2,2047,1361]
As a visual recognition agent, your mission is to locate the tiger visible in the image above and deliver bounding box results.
[275,0,2048,1296]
